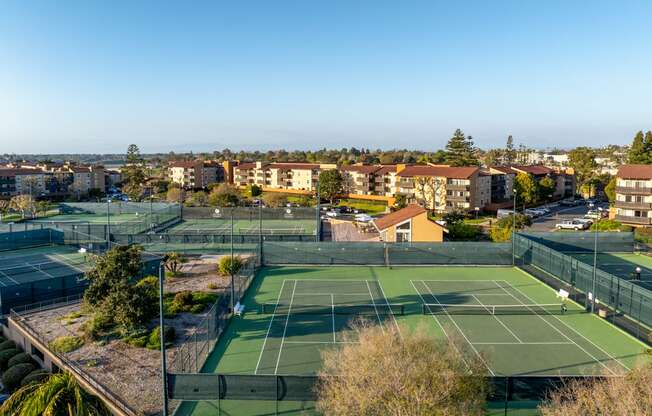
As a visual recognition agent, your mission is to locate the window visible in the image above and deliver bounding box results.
[395,220,411,242]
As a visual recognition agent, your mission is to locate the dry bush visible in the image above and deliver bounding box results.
[316,319,489,416]
[540,364,652,416]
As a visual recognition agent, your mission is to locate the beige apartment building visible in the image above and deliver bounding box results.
[613,164,652,226]
[396,165,491,213]
[510,165,575,199]
[234,162,337,192]
[339,164,400,198]
[168,160,226,189]
[68,166,106,195]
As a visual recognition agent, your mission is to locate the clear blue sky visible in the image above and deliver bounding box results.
[1,0,651,154]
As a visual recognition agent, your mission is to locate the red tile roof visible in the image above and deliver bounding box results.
[234,162,256,170]
[372,205,445,231]
[617,164,652,179]
[0,168,44,176]
[510,165,552,175]
[340,165,382,174]
[489,166,517,174]
[375,165,398,175]
[397,165,479,179]
[268,163,322,170]
[168,161,200,169]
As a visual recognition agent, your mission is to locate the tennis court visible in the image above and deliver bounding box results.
[164,219,316,235]
[0,245,91,287]
[569,251,652,291]
[177,266,649,416]
[29,212,146,224]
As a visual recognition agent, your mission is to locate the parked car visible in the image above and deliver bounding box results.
[326,210,340,218]
[559,199,579,206]
[585,210,607,220]
[556,220,590,230]
[573,218,593,225]
[497,209,513,219]
[524,208,547,218]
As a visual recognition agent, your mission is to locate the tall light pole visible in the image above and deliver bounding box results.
[590,206,603,314]
[158,265,169,416]
[512,189,517,266]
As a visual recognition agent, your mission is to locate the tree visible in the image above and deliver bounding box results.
[538,176,556,202]
[513,173,537,209]
[504,135,516,164]
[318,169,344,203]
[208,184,240,207]
[0,200,10,221]
[393,194,407,210]
[83,245,157,331]
[540,364,652,416]
[164,252,186,275]
[187,191,207,206]
[0,372,111,416]
[604,176,616,203]
[166,186,183,203]
[444,129,479,167]
[490,214,532,242]
[443,210,466,225]
[316,321,489,416]
[218,256,244,277]
[261,192,287,208]
[568,147,597,185]
[122,144,146,200]
[482,149,503,167]
[248,184,262,197]
[9,195,35,219]
[628,130,651,164]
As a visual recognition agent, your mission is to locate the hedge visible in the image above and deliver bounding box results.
[8,352,35,369]
[0,348,21,370]
[0,340,16,351]
[2,363,36,390]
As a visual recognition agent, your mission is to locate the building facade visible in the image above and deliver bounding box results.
[233,162,336,192]
[168,160,225,189]
[614,165,652,226]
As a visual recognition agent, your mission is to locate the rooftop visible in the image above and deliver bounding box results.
[397,165,479,179]
[617,164,652,179]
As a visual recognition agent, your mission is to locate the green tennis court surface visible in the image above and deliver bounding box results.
[0,245,91,286]
[177,266,650,416]
[165,219,316,235]
[29,212,146,224]
[569,251,652,291]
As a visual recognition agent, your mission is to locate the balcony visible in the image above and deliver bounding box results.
[447,194,470,202]
[616,186,652,195]
[615,215,652,225]
[614,200,652,210]
[446,184,470,191]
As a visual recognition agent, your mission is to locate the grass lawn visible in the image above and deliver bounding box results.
[337,199,387,214]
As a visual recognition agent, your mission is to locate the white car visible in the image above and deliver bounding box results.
[556,220,589,230]
[573,218,593,225]
[585,210,607,220]
[326,210,340,218]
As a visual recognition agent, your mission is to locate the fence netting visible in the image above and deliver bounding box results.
[515,233,652,333]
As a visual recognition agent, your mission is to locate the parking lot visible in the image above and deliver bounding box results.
[527,202,609,232]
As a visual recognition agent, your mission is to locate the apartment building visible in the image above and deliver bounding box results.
[168,160,225,189]
[0,168,49,197]
[613,165,652,226]
[234,162,336,192]
[396,165,491,213]
[486,167,515,203]
[510,165,575,199]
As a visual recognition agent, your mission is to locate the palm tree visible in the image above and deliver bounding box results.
[0,372,111,416]
[164,251,186,275]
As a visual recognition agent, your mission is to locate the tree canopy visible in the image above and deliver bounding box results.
[513,173,538,208]
[317,321,488,416]
[318,169,344,203]
[122,144,147,200]
[444,129,480,167]
[567,147,597,185]
[628,130,652,164]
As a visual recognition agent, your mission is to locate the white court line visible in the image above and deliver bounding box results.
[52,253,86,274]
[331,294,336,342]
[418,280,495,376]
[471,294,523,344]
[418,279,505,282]
[502,278,631,373]
[374,280,402,337]
[293,293,371,296]
[0,269,18,285]
[255,279,287,375]
[410,280,449,337]
[274,280,297,375]
[0,270,10,286]
[281,340,359,344]
[472,342,576,345]
[365,280,385,334]
[495,280,621,375]
[27,262,54,278]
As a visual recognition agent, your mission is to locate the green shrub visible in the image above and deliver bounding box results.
[447,223,480,241]
[192,292,218,306]
[81,312,114,341]
[0,349,21,370]
[20,370,49,387]
[0,340,16,351]
[589,219,629,232]
[146,326,175,350]
[123,328,150,348]
[174,291,193,307]
[0,336,6,344]
[8,352,35,368]
[2,363,35,390]
[190,304,206,314]
[218,256,244,276]
[49,336,84,354]
[207,282,218,290]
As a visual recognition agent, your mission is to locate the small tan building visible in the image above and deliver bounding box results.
[373,205,447,243]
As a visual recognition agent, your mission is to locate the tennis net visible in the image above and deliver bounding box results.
[261,302,405,316]
[421,303,577,316]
